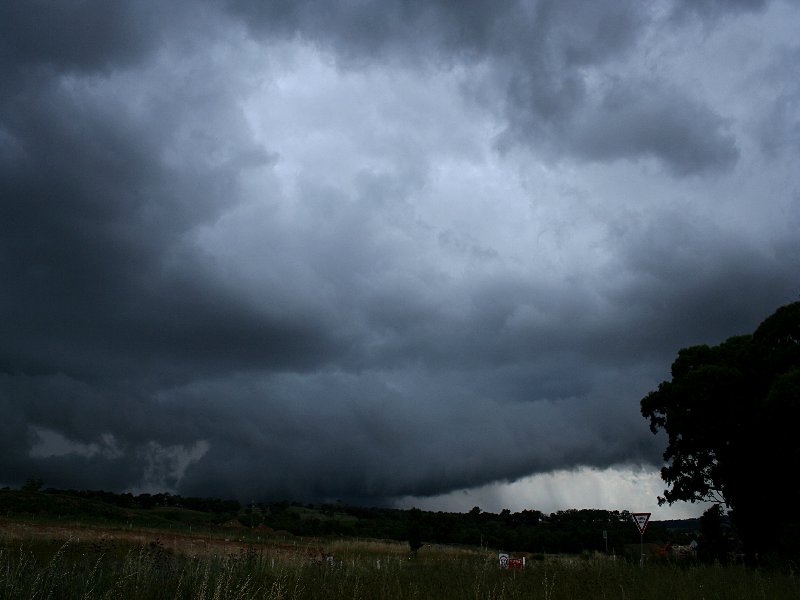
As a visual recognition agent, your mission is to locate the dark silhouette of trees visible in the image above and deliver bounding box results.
[407,507,424,554]
[697,505,731,564]
[641,301,800,564]
[21,478,44,492]
[5,484,677,557]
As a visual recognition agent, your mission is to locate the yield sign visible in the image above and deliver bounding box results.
[632,512,651,534]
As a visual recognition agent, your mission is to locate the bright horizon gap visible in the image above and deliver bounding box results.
[395,466,712,520]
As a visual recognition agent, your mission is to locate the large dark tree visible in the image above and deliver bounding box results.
[641,301,800,564]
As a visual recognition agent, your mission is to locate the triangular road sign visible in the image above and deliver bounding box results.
[632,512,651,535]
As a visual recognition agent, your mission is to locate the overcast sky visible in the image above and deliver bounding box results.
[1,0,798,519]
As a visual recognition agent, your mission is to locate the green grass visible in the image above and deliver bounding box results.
[1,537,798,599]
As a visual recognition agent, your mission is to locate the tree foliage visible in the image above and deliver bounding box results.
[641,301,800,562]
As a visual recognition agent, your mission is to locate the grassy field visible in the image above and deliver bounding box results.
[1,533,799,599]
[1,491,798,599]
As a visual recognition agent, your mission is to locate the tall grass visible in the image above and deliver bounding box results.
[1,537,798,599]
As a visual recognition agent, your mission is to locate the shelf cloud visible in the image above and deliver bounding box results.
[1,0,798,512]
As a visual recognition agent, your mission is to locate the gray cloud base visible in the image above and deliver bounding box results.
[1,0,798,505]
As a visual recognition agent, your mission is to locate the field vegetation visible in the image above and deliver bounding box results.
[2,488,799,599]
[2,535,799,599]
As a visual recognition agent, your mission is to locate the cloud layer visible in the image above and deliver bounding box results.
[1,0,798,511]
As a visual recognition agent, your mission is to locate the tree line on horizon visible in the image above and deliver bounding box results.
[4,484,688,558]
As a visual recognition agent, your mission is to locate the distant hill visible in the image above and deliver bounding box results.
[659,518,701,535]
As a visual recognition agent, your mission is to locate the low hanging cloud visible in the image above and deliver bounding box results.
[1,0,798,510]
[505,77,740,175]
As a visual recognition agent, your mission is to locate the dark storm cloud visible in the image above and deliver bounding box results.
[136,369,661,502]
[1,0,797,509]
[1,28,333,384]
[228,0,741,174]
[668,0,769,22]
[500,75,739,175]
[0,1,161,72]
[754,45,800,157]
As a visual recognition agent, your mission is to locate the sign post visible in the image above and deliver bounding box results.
[631,513,651,568]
